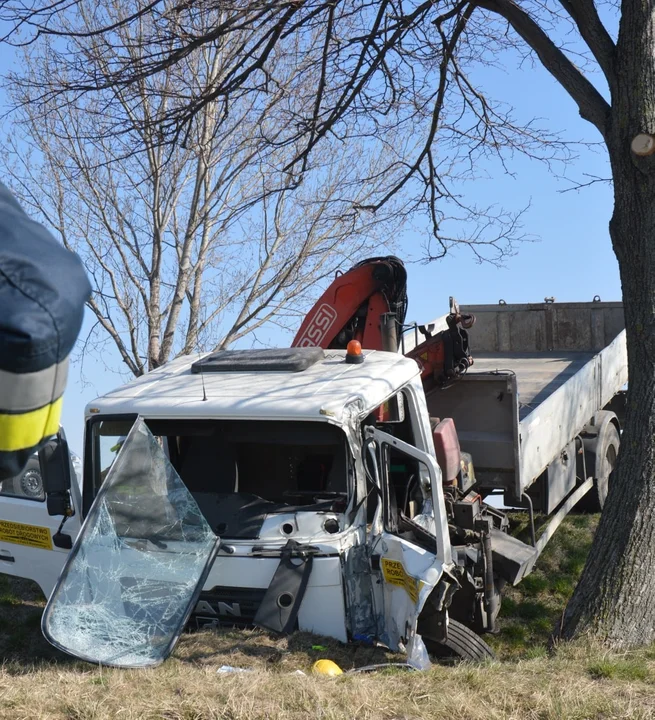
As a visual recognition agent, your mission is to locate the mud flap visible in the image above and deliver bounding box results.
[42,419,220,668]
[253,540,315,634]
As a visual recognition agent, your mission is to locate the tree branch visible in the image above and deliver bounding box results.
[557,0,616,94]
[475,0,610,136]
[86,297,142,376]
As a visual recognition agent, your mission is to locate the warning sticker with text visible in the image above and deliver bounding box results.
[381,558,424,604]
[0,520,53,550]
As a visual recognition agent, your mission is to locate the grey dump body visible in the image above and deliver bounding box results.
[421,301,626,502]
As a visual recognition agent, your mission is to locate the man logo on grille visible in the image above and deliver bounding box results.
[195,600,242,617]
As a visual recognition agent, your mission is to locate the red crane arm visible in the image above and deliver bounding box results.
[292,255,474,388]
[291,257,407,350]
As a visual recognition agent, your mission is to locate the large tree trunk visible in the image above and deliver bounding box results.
[559,0,655,647]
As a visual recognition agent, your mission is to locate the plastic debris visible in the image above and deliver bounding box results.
[312,659,343,676]
[311,644,328,651]
[216,665,252,674]
[347,663,417,674]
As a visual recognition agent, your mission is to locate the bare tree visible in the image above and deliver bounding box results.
[2,2,401,376]
[5,0,652,648]
[1,1,538,262]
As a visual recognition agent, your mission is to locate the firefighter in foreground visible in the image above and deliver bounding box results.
[0,182,90,480]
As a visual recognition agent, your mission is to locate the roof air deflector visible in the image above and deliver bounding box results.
[191,348,325,374]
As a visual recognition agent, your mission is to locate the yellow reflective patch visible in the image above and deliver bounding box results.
[0,519,53,550]
[0,397,62,452]
[381,558,424,604]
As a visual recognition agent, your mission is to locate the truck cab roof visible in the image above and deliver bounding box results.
[85,348,420,425]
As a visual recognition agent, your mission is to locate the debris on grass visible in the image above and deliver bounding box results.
[0,515,654,719]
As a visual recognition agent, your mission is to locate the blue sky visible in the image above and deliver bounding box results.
[0,29,620,456]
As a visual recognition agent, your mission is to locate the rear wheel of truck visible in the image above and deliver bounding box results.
[423,619,495,662]
[577,421,620,513]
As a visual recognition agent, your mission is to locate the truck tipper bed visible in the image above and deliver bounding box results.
[420,301,626,505]
[412,301,626,580]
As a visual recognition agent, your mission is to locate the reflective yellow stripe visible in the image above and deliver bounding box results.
[0,397,63,452]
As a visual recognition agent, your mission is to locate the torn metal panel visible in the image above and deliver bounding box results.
[338,410,381,641]
[42,418,219,668]
[374,537,441,669]
[342,539,378,640]
[253,540,315,634]
[297,555,348,642]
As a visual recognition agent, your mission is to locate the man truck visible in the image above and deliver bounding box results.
[0,258,626,667]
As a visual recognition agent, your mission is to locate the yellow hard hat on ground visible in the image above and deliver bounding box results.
[312,659,343,676]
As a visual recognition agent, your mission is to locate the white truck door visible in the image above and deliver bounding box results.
[0,431,81,598]
[365,427,451,667]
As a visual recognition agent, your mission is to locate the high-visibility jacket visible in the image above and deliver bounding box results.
[0,183,91,480]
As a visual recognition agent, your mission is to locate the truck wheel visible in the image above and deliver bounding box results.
[422,619,495,661]
[578,422,620,512]
[0,460,43,499]
[19,467,44,498]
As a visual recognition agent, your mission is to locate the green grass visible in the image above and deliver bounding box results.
[588,657,651,682]
[490,513,600,658]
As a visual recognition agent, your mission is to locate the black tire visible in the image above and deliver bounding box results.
[578,423,620,512]
[423,618,495,661]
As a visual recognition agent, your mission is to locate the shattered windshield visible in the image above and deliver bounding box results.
[43,418,219,667]
[87,417,352,539]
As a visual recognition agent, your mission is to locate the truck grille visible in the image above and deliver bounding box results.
[192,586,267,628]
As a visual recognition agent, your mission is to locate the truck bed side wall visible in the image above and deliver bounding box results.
[518,330,627,493]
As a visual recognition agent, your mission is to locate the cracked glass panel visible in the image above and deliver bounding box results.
[42,418,219,668]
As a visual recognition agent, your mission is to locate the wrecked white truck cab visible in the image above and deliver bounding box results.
[42,347,459,667]
[0,299,627,667]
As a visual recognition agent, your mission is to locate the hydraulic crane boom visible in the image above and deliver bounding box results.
[292,257,408,351]
[291,256,475,388]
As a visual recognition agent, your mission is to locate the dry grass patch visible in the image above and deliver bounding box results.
[0,514,653,718]
[1,639,655,719]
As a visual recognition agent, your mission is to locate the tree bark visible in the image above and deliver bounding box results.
[559,0,655,647]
